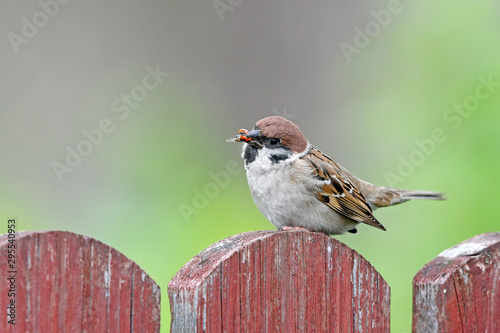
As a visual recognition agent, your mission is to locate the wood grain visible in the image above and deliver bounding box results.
[0,230,161,333]
[168,230,390,332]
[412,232,500,333]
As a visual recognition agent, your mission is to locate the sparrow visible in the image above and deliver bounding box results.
[227,116,445,235]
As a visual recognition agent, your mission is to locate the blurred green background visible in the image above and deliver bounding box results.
[1,1,499,331]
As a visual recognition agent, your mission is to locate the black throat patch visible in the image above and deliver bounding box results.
[243,145,258,165]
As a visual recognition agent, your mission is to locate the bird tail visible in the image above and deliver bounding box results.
[397,190,446,201]
[369,187,446,208]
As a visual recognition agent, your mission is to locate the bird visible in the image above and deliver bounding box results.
[227,116,445,235]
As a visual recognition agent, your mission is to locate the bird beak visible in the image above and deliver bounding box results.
[245,129,261,140]
[226,129,263,147]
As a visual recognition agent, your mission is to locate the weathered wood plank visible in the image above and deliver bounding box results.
[412,232,500,333]
[168,230,390,332]
[0,230,161,332]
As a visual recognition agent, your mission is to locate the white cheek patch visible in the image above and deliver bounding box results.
[247,147,292,170]
[244,142,311,172]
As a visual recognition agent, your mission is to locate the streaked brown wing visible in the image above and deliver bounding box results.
[305,148,386,231]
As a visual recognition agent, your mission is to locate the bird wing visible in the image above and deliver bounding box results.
[303,147,386,231]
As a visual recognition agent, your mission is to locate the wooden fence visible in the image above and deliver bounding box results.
[0,231,160,332]
[0,230,498,332]
[413,232,500,332]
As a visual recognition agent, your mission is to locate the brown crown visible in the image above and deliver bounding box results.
[256,116,308,153]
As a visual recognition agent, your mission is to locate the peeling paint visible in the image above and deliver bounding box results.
[439,242,487,258]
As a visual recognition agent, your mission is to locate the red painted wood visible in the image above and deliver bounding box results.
[168,230,390,332]
[412,232,500,333]
[0,230,161,332]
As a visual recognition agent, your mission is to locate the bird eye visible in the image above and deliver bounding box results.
[269,138,280,146]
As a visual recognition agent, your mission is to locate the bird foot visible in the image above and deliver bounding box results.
[279,226,329,236]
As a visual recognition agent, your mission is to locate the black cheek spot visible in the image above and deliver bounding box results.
[244,145,258,165]
[269,154,289,164]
